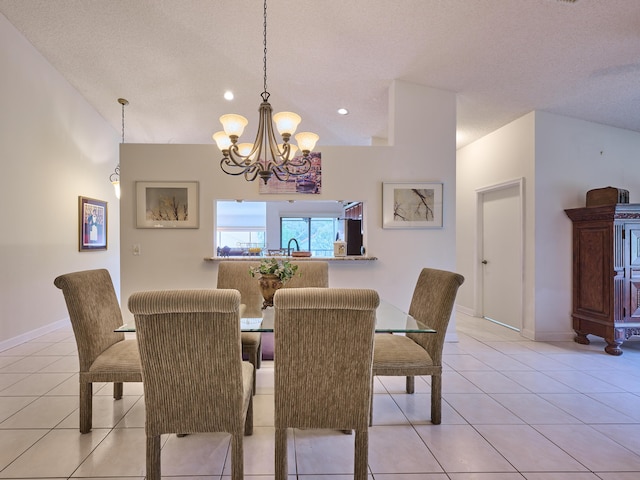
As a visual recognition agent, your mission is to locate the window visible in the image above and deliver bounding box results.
[216,201,266,254]
[280,217,339,257]
[217,229,265,249]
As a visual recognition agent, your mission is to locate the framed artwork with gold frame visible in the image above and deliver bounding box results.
[79,196,107,251]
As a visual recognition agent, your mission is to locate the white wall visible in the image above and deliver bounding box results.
[119,81,460,332]
[0,14,120,349]
[534,111,640,341]
[457,110,640,341]
[456,112,536,335]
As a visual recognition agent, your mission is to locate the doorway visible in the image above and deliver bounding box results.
[477,179,524,331]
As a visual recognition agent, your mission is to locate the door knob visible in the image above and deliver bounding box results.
[482,260,488,264]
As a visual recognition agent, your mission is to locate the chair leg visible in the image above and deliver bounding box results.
[244,393,254,436]
[406,375,415,394]
[431,374,442,424]
[369,375,375,427]
[354,429,369,480]
[79,382,92,434]
[256,341,262,369]
[245,346,258,395]
[231,433,244,480]
[113,382,123,399]
[146,435,161,480]
[275,427,287,480]
[251,360,257,395]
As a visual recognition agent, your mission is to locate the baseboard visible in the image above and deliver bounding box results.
[456,304,477,317]
[530,331,576,342]
[445,330,459,343]
[0,318,70,353]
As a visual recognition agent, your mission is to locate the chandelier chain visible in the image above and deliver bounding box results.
[262,0,269,101]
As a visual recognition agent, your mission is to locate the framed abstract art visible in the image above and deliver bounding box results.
[382,182,443,229]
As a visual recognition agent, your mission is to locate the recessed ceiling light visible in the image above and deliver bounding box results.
[337,108,349,115]
[224,90,234,101]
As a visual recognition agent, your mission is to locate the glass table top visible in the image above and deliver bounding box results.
[116,300,435,334]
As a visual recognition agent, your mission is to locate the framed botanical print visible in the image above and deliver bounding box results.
[382,182,443,229]
[136,181,199,228]
[79,196,107,250]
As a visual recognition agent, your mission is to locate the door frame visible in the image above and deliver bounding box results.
[474,178,525,329]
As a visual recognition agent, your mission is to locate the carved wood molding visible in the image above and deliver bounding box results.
[565,205,640,222]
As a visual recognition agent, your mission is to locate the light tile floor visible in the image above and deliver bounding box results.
[2,313,640,479]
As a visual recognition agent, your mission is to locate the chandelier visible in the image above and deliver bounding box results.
[110,98,128,199]
[212,0,319,184]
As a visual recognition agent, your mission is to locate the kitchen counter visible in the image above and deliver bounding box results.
[204,255,377,262]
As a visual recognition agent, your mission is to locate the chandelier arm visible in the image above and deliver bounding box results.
[265,115,288,168]
[244,167,260,182]
[284,157,312,176]
[220,158,251,176]
[224,149,251,168]
[220,157,261,183]
[271,170,289,182]
[287,155,312,168]
[278,142,293,163]
[251,102,269,171]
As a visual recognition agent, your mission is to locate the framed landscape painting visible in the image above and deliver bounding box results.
[136,181,199,228]
[79,196,107,250]
[382,182,443,229]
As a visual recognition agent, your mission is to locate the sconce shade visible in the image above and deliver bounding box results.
[112,180,121,199]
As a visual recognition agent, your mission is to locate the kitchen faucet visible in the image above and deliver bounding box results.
[287,238,300,256]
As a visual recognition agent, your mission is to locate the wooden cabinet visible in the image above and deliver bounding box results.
[565,204,640,355]
[344,201,363,219]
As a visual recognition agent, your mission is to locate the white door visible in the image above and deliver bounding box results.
[481,184,522,330]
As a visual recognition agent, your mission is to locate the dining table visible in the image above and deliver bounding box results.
[115,299,436,334]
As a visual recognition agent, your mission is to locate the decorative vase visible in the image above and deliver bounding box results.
[257,273,283,309]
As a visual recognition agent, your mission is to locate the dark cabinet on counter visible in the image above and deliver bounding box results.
[565,204,640,355]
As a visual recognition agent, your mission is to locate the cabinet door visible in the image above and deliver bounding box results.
[574,224,611,320]
[626,224,640,322]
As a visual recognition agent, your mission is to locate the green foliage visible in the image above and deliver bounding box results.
[249,258,299,283]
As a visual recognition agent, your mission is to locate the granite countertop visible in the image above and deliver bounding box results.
[204,255,377,262]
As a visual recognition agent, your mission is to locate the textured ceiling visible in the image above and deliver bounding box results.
[1,0,639,149]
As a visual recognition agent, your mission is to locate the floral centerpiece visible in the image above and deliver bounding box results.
[249,257,299,282]
[250,258,299,308]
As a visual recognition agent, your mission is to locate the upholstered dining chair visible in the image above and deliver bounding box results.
[283,260,329,289]
[216,260,265,394]
[216,260,329,390]
[53,269,142,434]
[128,289,253,480]
[273,287,378,480]
[371,267,464,425]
